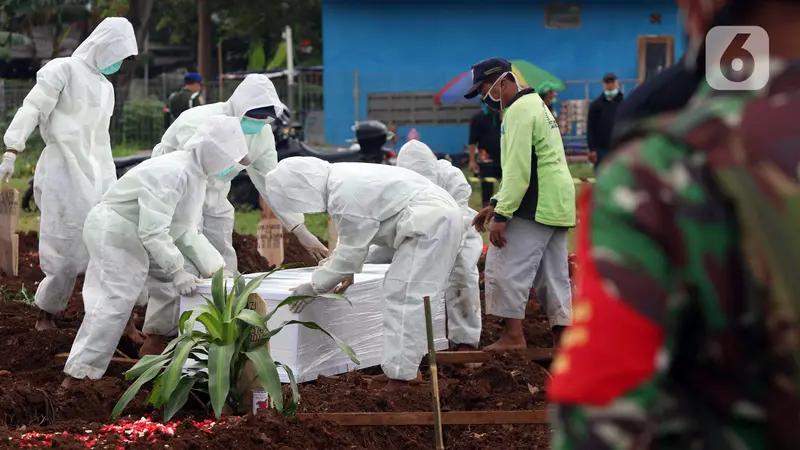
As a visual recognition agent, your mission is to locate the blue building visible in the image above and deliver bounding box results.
[322,0,685,155]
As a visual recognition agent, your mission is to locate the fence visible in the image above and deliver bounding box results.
[0,70,637,173]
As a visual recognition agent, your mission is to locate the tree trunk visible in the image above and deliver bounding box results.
[196,0,212,98]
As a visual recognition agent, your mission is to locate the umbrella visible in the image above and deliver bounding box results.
[433,59,566,105]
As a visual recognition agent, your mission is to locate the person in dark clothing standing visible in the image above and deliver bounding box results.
[468,103,502,207]
[165,73,205,127]
[586,73,623,172]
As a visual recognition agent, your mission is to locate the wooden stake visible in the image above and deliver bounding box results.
[0,188,19,276]
[327,217,337,252]
[257,198,284,266]
[423,296,444,450]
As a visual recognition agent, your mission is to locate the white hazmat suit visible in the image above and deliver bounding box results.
[64,115,248,380]
[2,18,138,317]
[369,140,483,348]
[143,75,327,338]
[262,157,463,381]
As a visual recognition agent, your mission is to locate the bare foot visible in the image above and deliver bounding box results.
[383,379,411,392]
[60,376,81,389]
[124,313,146,346]
[138,334,168,358]
[484,337,527,351]
[35,310,57,331]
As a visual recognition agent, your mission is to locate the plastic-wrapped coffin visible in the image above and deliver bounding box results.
[179,264,449,383]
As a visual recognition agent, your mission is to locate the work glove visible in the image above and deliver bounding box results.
[173,269,200,296]
[0,151,16,183]
[222,269,240,279]
[334,274,355,295]
[288,282,319,314]
[292,224,329,262]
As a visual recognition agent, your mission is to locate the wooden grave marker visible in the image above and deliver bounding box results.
[0,188,19,276]
[257,198,284,266]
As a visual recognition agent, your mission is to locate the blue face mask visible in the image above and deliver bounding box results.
[241,117,267,135]
[550,97,558,104]
[100,61,122,75]
[604,89,619,97]
[215,167,234,178]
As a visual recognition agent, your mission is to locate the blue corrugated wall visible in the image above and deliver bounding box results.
[322,0,684,154]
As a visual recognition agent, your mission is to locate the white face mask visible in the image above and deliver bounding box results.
[482,72,508,112]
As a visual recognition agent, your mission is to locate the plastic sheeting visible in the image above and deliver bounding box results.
[179,264,449,383]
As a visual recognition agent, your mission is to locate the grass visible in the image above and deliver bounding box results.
[8,161,592,252]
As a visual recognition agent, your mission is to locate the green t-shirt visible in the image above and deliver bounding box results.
[493,89,576,227]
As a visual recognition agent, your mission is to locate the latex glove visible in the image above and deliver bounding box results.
[292,224,329,262]
[0,152,16,183]
[334,274,355,295]
[289,282,319,314]
[173,269,200,296]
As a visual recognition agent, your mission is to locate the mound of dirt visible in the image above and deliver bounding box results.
[233,231,327,273]
[0,230,553,448]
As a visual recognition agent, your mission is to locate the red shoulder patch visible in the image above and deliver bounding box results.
[547,186,664,406]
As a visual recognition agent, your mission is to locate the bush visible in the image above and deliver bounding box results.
[122,97,165,150]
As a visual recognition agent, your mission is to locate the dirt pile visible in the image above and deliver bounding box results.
[0,231,552,448]
[233,231,328,273]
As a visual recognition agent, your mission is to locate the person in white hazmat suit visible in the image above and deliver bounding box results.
[139,74,328,357]
[0,17,138,332]
[62,115,249,387]
[366,140,483,350]
[262,157,463,392]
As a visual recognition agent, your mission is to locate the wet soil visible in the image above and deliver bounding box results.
[0,232,553,448]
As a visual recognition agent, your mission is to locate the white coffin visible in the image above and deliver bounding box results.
[179,264,449,383]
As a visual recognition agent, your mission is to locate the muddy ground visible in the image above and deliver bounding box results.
[0,232,553,449]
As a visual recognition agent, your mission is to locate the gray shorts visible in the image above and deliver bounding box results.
[484,217,572,327]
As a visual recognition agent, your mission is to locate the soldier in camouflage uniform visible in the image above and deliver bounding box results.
[547,0,800,448]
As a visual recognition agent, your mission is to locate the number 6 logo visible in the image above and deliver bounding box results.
[705,26,770,91]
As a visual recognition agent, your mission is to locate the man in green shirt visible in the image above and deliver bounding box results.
[466,58,576,349]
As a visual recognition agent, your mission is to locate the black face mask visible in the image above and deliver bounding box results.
[482,97,501,112]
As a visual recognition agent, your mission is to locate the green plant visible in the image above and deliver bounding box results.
[121,97,165,150]
[112,268,359,420]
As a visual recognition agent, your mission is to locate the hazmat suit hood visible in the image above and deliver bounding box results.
[183,115,249,176]
[263,157,331,214]
[72,17,138,71]
[396,140,439,184]
[225,74,287,120]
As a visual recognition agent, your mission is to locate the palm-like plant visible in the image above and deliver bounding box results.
[112,268,359,420]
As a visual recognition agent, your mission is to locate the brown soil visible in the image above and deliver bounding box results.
[0,231,553,448]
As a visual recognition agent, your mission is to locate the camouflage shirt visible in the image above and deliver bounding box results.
[547,61,800,449]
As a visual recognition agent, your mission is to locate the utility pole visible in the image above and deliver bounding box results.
[283,25,295,119]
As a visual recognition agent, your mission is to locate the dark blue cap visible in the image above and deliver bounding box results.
[184,72,202,84]
[464,58,512,99]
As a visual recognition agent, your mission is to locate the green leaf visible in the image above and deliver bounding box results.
[264,293,350,323]
[276,362,300,416]
[269,320,360,365]
[163,377,199,421]
[160,337,197,403]
[211,268,226,312]
[195,312,225,341]
[245,347,284,412]
[231,274,268,319]
[208,343,234,419]
[112,359,168,419]
[124,354,170,380]
[236,308,267,330]
[177,310,193,334]
[145,376,164,408]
